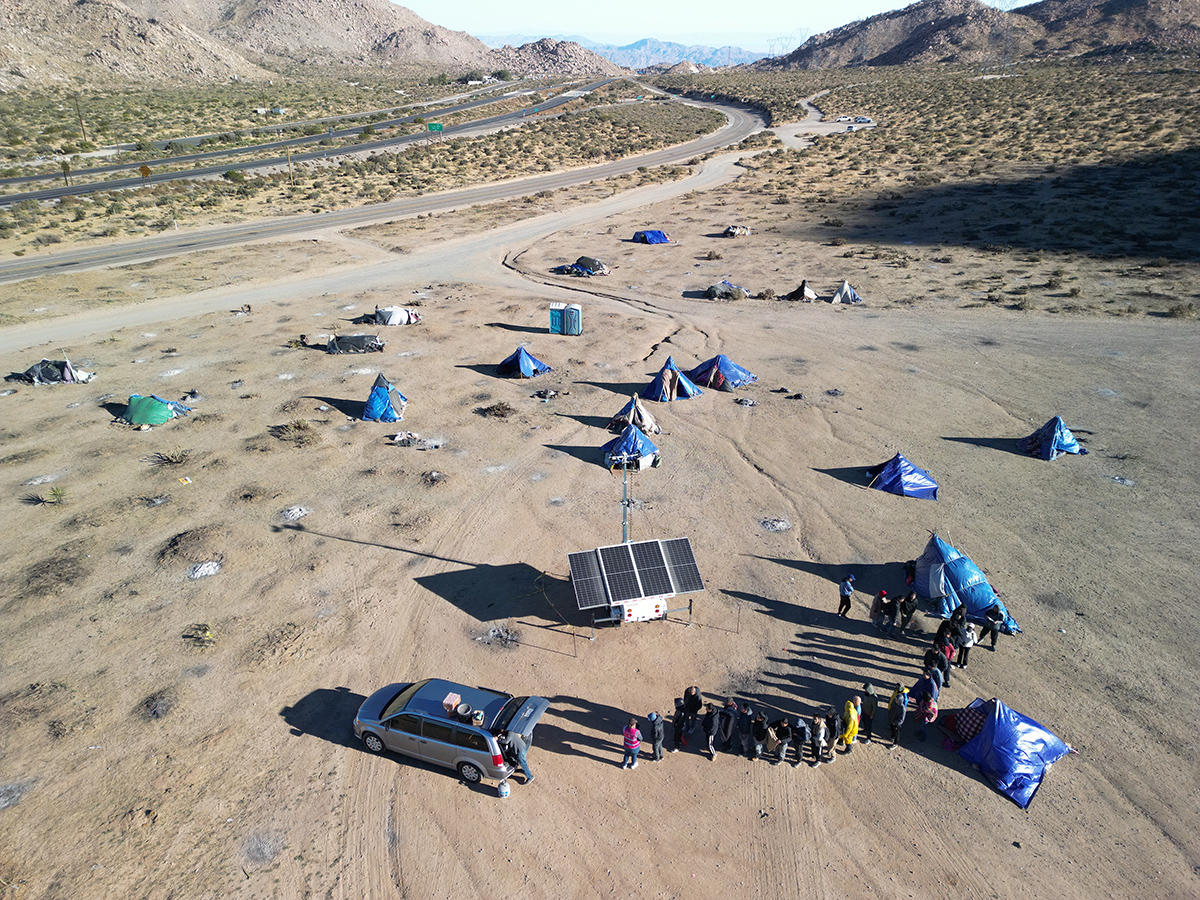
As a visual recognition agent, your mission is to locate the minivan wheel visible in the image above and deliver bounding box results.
[457,761,483,783]
[362,733,384,754]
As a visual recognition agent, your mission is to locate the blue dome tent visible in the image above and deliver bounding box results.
[362,373,407,423]
[685,354,758,392]
[641,355,703,402]
[867,453,939,500]
[601,424,660,470]
[1022,416,1087,460]
[915,533,1019,632]
[497,346,552,379]
[632,230,672,244]
[953,697,1071,808]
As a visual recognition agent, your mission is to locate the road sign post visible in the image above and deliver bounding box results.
[138,164,151,185]
[427,123,443,132]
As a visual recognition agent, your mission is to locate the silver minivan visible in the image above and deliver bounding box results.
[354,678,549,783]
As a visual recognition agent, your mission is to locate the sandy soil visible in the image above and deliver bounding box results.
[0,146,1198,899]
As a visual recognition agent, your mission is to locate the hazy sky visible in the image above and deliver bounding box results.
[396,0,1016,52]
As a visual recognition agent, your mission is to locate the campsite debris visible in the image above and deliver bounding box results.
[187,561,223,579]
[760,517,793,532]
[141,495,171,507]
[279,506,310,522]
[229,380,244,389]
[735,397,757,407]
[1111,476,1134,486]
[5,358,96,385]
[136,689,175,721]
[0,780,35,810]
[533,389,558,401]
[23,474,59,486]
[723,225,751,238]
[472,622,521,650]
[422,470,448,487]
[393,432,443,450]
[180,389,202,403]
[786,393,805,401]
[162,348,178,355]
[0,389,16,396]
[772,387,790,394]
[478,401,516,419]
[825,388,844,397]
[181,623,217,649]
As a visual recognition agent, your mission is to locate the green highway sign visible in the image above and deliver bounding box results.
[427,122,443,132]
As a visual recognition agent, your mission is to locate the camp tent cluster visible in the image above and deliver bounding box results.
[1022,415,1087,461]
[867,453,939,500]
[327,334,385,354]
[915,533,1019,633]
[362,373,407,423]
[6,358,96,385]
[363,306,422,326]
[632,230,672,244]
[119,394,192,426]
[551,256,610,277]
[498,346,553,379]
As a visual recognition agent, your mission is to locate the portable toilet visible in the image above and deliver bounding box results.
[550,303,582,335]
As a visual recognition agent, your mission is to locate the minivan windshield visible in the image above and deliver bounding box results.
[380,681,425,720]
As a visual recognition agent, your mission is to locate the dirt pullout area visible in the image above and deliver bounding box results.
[0,248,1196,897]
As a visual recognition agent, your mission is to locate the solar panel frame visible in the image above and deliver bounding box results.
[630,540,673,597]
[661,538,705,594]
[598,543,643,603]
[568,550,610,610]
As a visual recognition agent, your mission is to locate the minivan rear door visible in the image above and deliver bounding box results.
[493,696,550,741]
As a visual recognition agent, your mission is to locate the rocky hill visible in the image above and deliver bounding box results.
[582,38,764,70]
[0,0,622,90]
[756,0,1199,70]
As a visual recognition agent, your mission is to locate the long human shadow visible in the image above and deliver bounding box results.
[271,522,582,625]
[545,694,647,767]
[305,394,364,418]
[821,147,1200,260]
[942,436,1027,457]
[746,558,910,605]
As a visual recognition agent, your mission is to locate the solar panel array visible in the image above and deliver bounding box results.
[568,538,704,611]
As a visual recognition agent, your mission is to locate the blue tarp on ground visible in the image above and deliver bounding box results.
[601,424,659,468]
[1022,415,1087,460]
[633,230,671,244]
[915,534,1020,633]
[685,354,758,391]
[958,698,1071,808]
[497,346,552,378]
[362,373,407,422]
[868,453,939,500]
[641,355,703,402]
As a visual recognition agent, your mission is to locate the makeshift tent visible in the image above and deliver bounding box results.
[867,453,939,500]
[723,225,750,237]
[949,698,1071,808]
[686,355,758,392]
[830,281,863,304]
[372,307,421,326]
[5,357,95,385]
[574,256,609,275]
[915,534,1019,633]
[785,281,818,302]
[602,424,660,470]
[1022,416,1087,460]
[641,355,703,402]
[704,280,750,300]
[362,373,407,423]
[632,230,671,244]
[607,394,660,434]
[551,263,592,277]
[119,394,191,426]
[497,346,552,378]
[327,334,385,354]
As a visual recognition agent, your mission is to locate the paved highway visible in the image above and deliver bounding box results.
[0,80,561,189]
[0,96,763,286]
[0,80,608,205]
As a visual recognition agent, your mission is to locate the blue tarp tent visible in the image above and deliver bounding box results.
[633,230,671,244]
[958,698,1071,808]
[915,533,1019,632]
[602,424,660,470]
[1022,416,1087,460]
[642,355,703,402]
[867,453,939,500]
[686,355,758,391]
[362,373,407,422]
[497,346,552,378]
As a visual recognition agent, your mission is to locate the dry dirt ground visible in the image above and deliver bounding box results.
[0,148,1198,899]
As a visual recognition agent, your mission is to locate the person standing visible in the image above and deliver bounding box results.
[955,621,978,669]
[750,711,769,761]
[506,730,533,785]
[888,683,908,746]
[880,592,899,635]
[681,686,702,735]
[737,703,755,758]
[648,711,666,761]
[923,649,945,695]
[981,603,1005,651]
[810,713,828,767]
[720,698,739,751]
[859,684,878,744]
[621,717,642,769]
[838,574,856,617]
[898,590,919,632]
[824,707,842,763]
[792,717,810,767]
[916,691,938,742]
[869,590,886,628]
[670,697,685,752]
[702,704,720,760]
[841,697,861,753]
[771,716,793,766]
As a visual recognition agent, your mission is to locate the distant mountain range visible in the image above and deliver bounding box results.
[479,34,767,69]
[752,0,1200,69]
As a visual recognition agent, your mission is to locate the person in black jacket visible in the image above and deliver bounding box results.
[981,603,1005,650]
[824,707,842,763]
[750,712,769,760]
[648,711,666,761]
[859,684,878,744]
[681,685,702,735]
[670,697,685,752]
[701,704,720,760]
[737,703,754,757]
[771,717,793,765]
[791,717,810,767]
[898,590,919,632]
[719,698,739,752]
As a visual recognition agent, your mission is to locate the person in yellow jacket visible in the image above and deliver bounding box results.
[841,696,861,753]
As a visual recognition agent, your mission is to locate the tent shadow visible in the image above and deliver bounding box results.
[455,363,502,379]
[100,400,126,418]
[942,436,1027,457]
[813,465,871,487]
[279,686,366,749]
[554,412,612,430]
[305,395,365,419]
[702,232,731,239]
[576,379,647,396]
[543,444,605,468]
[681,289,713,299]
[486,322,546,334]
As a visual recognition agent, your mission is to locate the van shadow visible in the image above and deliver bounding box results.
[305,394,364,418]
[543,444,605,467]
[942,436,1027,457]
[813,465,871,487]
[280,686,366,749]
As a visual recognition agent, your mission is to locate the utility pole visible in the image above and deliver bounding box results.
[73,93,88,144]
[60,160,70,186]
[286,144,294,185]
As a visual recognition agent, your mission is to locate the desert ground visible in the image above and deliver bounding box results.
[1,124,1198,900]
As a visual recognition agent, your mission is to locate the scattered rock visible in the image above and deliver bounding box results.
[136,689,175,721]
[760,517,793,532]
[1111,476,1134,486]
[735,397,757,407]
[393,432,443,450]
[242,830,286,865]
[422,471,448,487]
[825,388,844,397]
[477,401,516,419]
[472,622,521,649]
[0,780,35,810]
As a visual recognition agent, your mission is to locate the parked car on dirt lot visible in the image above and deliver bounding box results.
[854,116,874,124]
[835,115,852,122]
[354,678,549,783]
